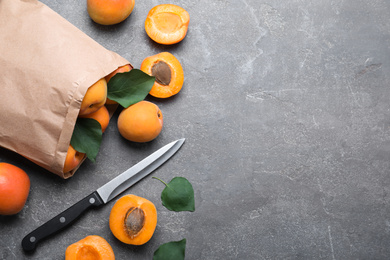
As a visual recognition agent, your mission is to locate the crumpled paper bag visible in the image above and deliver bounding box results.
[0,0,130,178]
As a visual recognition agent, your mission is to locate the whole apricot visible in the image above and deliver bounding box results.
[117,101,163,143]
[79,78,107,116]
[63,145,85,174]
[79,105,110,133]
[0,163,30,215]
[65,235,115,260]
[87,0,135,25]
[105,64,132,83]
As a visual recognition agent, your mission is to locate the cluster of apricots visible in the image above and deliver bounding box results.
[64,2,190,174]
[65,194,157,259]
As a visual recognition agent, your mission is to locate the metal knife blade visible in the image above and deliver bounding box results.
[21,138,185,252]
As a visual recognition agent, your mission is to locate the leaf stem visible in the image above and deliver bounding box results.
[152,176,169,187]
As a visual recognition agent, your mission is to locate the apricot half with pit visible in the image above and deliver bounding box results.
[109,194,157,245]
[140,52,184,98]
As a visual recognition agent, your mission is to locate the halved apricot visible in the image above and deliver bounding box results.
[109,194,157,245]
[140,52,184,98]
[145,4,190,45]
[65,235,115,260]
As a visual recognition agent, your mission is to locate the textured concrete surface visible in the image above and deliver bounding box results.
[1,0,390,259]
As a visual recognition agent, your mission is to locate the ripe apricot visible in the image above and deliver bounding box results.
[145,4,190,45]
[0,163,30,215]
[79,78,107,116]
[63,145,85,174]
[117,101,163,143]
[105,64,132,105]
[65,235,115,260]
[79,105,110,133]
[87,0,135,25]
[109,194,157,245]
[105,64,132,83]
[140,52,184,98]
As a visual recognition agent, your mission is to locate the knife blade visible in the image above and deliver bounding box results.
[21,138,185,252]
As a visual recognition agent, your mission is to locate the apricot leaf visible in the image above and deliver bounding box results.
[153,239,186,260]
[70,118,102,162]
[107,69,155,108]
[153,177,195,212]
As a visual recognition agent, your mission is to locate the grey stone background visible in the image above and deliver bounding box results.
[1,0,390,259]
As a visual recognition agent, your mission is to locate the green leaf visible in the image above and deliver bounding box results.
[153,239,186,260]
[70,118,102,162]
[107,68,155,108]
[153,177,195,212]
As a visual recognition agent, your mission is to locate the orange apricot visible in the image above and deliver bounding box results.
[0,163,30,215]
[140,52,184,98]
[63,145,85,174]
[109,194,157,245]
[105,64,132,82]
[79,78,107,116]
[105,64,132,105]
[87,0,135,25]
[145,4,190,45]
[117,101,163,143]
[65,235,115,260]
[79,105,110,133]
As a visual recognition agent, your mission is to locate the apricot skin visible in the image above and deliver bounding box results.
[87,0,135,25]
[63,145,85,174]
[0,163,30,215]
[79,78,107,116]
[117,101,163,143]
[79,105,110,133]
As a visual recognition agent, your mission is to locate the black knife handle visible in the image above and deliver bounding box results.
[22,191,103,251]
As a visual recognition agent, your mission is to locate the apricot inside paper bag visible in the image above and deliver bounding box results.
[0,0,129,178]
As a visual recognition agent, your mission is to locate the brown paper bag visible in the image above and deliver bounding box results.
[0,0,130,178]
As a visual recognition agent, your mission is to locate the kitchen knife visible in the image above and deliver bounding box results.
[21,138,185,252]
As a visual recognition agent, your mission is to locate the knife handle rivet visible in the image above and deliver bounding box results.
[29,236,36,243]
[89,198,95,204]
[60,217,66,223]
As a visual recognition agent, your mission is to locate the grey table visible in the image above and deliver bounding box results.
[1,0,390,259]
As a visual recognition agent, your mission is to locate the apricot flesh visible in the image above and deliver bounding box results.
[79,78,107,116]
[109,194,157,245]
[65,235,115,260]
[87,0,135,25]
[140,52,184,98]
[145,4,190,45]
[117,101,163,143]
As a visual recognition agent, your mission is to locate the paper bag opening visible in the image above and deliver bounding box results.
[0,0,130,178]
